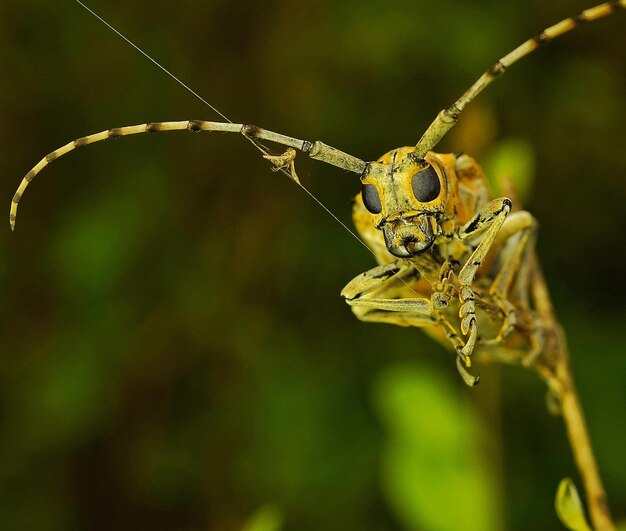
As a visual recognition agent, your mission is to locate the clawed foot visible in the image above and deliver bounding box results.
[456,354,480,386]
[432,264,458,309]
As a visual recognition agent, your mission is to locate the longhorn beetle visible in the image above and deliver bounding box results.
[12,0,625,385]
[10,3,625,528]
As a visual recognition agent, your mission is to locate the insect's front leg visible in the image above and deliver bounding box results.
[341,262,436,328]
[456,197,512,363]
[343,262,482,386]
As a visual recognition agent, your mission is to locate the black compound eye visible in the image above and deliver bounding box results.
[411,165,441,202]
[361,183,382,214]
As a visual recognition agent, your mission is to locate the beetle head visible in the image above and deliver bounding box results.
[360,147,447,258]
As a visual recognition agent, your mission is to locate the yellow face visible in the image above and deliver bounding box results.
[359,147,448,258]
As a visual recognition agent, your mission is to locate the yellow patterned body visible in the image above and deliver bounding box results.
[345,147,542,384]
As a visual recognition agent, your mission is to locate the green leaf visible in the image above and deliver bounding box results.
[555,478,591,531]
[373,362,502,531]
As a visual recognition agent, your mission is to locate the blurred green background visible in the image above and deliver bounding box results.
[1,1,625,529]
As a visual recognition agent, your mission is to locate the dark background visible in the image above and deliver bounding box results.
[0,1,625,530]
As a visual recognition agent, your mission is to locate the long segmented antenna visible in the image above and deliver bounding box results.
[10,120,366,230]
[10,0,370,239]
[413,0,626,157]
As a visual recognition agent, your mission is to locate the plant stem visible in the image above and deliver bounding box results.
[551,342,615,531]
[529,256,614,531]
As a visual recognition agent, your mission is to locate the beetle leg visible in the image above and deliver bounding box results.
[431,259,460,309]
[456,198,513,363]
[342,263,434,323]
[480,298,518,345]
[343,265,479,384]
[489,211,538,306]
[457,210,537,345]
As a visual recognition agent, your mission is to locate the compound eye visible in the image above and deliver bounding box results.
[411,165,441,202]
[361,183,382,214]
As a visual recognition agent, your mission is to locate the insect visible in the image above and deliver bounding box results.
[11,1,624,386]
[10,2,624,529]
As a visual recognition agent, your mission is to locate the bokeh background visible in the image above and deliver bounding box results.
[0,1,625,529]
